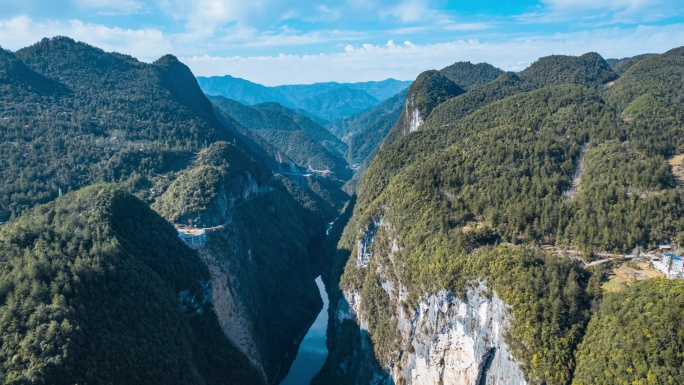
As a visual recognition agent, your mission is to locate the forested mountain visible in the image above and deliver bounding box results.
[317,47,684,385]
[0,37,243,221]
[0,37,337,385]
[254,102,347,156]
[573,278,684,384]
[327,89,407,142]
[342,89,408,166]
[197,75,412,121]
[380,69,465,149]
[209,96,351,178]
[0,185,264,384]
[338,62,501,192]
[606,53,657,75]
[3,34,684,385]
[438,61,504,89]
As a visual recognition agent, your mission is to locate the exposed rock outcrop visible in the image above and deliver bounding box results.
[194,186,322,385]
[399,287,525,385]
[318,217,526,385]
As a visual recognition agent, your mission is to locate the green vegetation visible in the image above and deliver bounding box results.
[1,37,344,384]
[439,61,504,90]
[606,53,657,75]
[467,248,594,385]
[573,279,684,385]
[254,102,347,156]
[356,51,684,251]
[152,141,270,226]
[0,184,263,385]
[197,75,411,121]
[210,96,351,177]
[381,70,465,147]
[325,48,684,385]
[342,90,408,166]
[520,52,617,89]
[0,37,246,221]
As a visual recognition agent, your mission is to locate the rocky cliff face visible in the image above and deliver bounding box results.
[402,288,525,385]
[319,218,526,385]
[194,186,322,385]
[404,97,424,135]
[380,70,464,148]
[341,285,526,385]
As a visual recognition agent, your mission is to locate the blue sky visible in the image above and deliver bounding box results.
[1,0,683,85]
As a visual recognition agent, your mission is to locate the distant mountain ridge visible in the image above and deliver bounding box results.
[209,96,351,178]
[196,75,412,121]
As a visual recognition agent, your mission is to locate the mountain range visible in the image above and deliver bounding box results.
[0,36,337,384]
[1,35,684,385]
[316,47,684,385]
[197,75,412,121]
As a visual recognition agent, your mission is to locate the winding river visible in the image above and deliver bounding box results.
[280,276,329,385]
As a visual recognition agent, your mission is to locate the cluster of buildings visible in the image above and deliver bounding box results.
[653,245,684,278]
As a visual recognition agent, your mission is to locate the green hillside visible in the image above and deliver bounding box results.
[321,47,684,385]
[606,53,657,75]
[0,37,338,384]
[368,51,620,201]
[573,279,684,385]
[324,89,408,166]
[380,70,465,147]
[253,102,347,156]
[152,141,270,226]
[0,37,252,221]
[439,61,504,89]
[209,96,351,177]
[0,184,263,385]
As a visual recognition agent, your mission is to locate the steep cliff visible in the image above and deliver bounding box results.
[0,185,266,384]
[342,286,527,385]
[316,48,684,385]
[154,141,323,384]
[319,214,528,385]
[380,71,464,148]
[318,211,594,385]
[195,187,322,384]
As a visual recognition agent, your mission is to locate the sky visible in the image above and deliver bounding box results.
[0,0,683,85]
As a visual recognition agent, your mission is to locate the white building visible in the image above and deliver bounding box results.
[663,253,684,273]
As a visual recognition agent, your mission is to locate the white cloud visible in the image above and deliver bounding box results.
[0,15,169,61]
[521,0,681,24]
[382,0,431,23]
[182,23,684,85]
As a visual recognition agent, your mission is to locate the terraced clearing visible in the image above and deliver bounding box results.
[667,154,684,187]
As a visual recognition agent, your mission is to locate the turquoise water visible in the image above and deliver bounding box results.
[280,276,329,385]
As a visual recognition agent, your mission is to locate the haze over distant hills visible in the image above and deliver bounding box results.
[196,75,412,121]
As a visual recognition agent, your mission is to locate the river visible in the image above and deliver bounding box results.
[280,276,329,385]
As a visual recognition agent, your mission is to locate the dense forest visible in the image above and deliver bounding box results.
[0,37,240,221]
[0,37,338,385]
[319,47,684,385]
[573,278,684,384]
[209,96,352,178]
[0,184,264,384]
[326,89,408,165]
[2,34,684,385]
